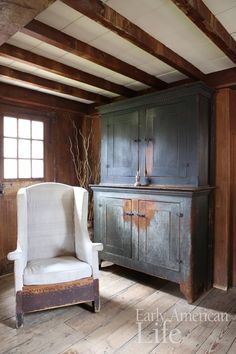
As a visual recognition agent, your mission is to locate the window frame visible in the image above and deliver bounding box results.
[1,114,46,182]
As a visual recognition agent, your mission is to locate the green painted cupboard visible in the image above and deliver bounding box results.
[92,82,214,303]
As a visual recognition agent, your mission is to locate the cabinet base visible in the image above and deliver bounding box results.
[100,258,206,304]
[180,281,205,304]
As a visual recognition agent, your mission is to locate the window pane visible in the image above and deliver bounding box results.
[32,160,44,178]
[4,117,17,137]
[18,139,31,158]
[4,159,17,178]
[18,119,31,138]
[3,118,44,180]
[4,138,17,158]
[19,159,31,178]
[32,121,44,140]
[32,140,43,158]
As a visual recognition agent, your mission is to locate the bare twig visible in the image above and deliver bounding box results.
[69,118,100,223]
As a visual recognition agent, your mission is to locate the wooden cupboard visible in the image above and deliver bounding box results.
[92,82,213,303]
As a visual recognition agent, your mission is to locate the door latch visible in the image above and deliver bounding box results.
[132,212,146,218]
[124,211,134,216]
[137,213,146,218]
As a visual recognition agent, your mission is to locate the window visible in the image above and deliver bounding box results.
[3,117,44,179]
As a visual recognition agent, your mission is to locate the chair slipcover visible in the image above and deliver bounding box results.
[8,183,103,292]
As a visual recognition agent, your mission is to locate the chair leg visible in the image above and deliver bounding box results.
[16,312,24,328]
[92,296,100,312]
[16,291,24,328]
[93,279,100,312]
[99,260,103,270]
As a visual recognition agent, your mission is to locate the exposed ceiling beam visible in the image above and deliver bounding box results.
[166,68,236,89]
[0,44,136,97]
[138,68,236,91]
[21,20,167,90]
[206,68,236,89]
[61,0,205,81]
[0,82,89,113]
[0,65,111,105]
[0,0,55,45]
[171,0,236,64]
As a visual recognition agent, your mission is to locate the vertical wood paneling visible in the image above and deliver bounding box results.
[231,133,236,286]
[52,112,83,186]
[214,89,231,289]
[229,90,236,286]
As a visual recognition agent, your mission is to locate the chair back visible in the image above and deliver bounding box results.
[25,183,75,260]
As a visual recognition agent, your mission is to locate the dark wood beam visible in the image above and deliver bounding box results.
[0,65,111,105]
[21,20,167,90]
[207,68,236,89]
[0,44,135,97]
[151,67,236,90]
[61,0,205,81]
[0,82,89,113]
[0,0,55,45]
[171,0,236,64]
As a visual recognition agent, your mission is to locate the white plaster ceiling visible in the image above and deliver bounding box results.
[103,0,235,73]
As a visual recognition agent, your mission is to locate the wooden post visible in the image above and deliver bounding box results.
[214,89,231,289]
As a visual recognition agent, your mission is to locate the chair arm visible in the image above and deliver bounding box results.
[7,248,23,261]
[92,243,103,252]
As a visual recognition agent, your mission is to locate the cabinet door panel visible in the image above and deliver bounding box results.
[146,102,191,180]
[106,111,139,179]
[138,200,181,272]
[100,197,132,258]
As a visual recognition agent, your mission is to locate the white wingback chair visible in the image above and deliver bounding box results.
[8,183,103,328]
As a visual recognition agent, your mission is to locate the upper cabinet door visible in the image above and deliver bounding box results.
[101,110,139,184]
[145,100,195,185]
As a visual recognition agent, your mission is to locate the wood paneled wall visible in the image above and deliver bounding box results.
[229,91,236,287]
[83,111,101,174]
[214,88,236,289]
[52,111,83,185]
[214,89,231,289]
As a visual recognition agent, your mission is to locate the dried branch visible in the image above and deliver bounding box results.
[69,118,100,223]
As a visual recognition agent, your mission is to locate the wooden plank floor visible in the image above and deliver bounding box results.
[0,263,236,354]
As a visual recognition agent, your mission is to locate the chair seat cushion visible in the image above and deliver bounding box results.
[23,256,92,285]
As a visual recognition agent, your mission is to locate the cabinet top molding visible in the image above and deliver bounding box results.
[97,81,213,114]
[91,184,214,197]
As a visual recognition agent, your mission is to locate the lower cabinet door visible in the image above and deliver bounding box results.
[138,200,181,272]
[100,197,133,258]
